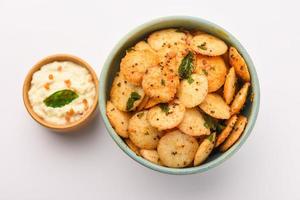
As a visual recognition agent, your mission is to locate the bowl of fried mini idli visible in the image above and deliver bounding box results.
[99,16,260,175]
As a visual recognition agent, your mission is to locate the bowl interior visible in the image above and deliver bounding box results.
[100,16,260,175]
[23,54,99,132]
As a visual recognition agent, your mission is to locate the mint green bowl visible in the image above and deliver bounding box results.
[99,16,260,175]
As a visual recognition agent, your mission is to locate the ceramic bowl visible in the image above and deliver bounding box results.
[23,54,99,132]
[99,16,260,175]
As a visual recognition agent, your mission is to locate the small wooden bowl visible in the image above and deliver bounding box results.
[23,54,99,132]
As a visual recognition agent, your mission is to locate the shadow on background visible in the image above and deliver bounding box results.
[43,110,105,145]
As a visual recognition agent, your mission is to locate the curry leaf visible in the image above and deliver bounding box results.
[178,51,194,79]
[159,103,170,114]
[203,114,225,133]
[187,76,194,84]
[198,42,207,50]
[207,132,216,142]
[126,92,141,111]
[43,89,78,108]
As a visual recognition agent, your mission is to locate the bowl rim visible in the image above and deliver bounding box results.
[23,54,99,132]
[99,16,260,175]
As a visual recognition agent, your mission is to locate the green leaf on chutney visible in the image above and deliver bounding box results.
[43,89,78,108]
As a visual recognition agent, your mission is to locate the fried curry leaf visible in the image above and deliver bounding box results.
[203,114,225,133]
[178,51,194,79]
[198,42,207,50]
[187,76,194,84]
[43,89,78,108]
[207,132,216,142]
[126,92,141,111]
[159,103,170,114]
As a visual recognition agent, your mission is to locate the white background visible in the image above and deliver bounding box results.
[0,0,299,199]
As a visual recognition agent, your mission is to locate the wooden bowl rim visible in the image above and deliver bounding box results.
[22,54,99,131]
